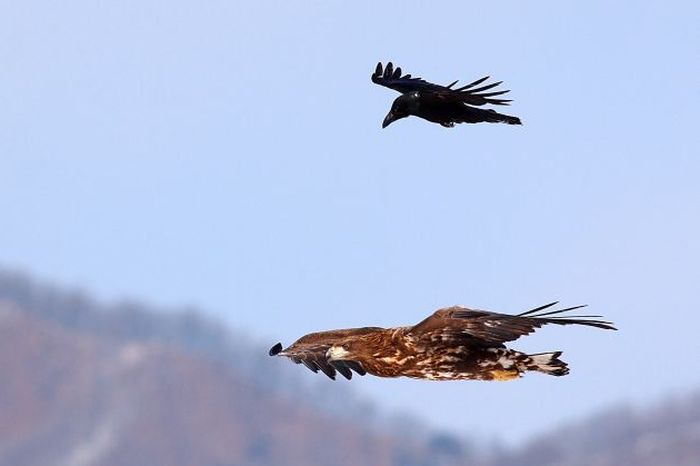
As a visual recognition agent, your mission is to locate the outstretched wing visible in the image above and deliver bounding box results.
[371,61,450,94]
[409,302,616,346]
[371,62,514,106]
[270,328,376,380]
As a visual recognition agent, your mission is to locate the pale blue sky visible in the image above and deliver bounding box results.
[1,0,699,443]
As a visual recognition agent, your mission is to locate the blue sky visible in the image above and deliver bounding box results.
[2,0,699,443]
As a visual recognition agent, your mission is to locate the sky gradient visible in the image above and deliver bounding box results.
[2,0,699,444]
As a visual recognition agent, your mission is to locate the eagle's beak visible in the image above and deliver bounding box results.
[269,342,283,356]
[382,111,397,128]
[326,346,350,361]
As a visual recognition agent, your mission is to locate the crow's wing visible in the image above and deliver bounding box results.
[408,302,616,346]
[371,62,514,106]
[371,61,451,94]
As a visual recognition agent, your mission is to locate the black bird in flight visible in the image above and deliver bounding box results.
[372,62,522,128]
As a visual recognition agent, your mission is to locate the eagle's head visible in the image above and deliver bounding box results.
[326,341,357,361]
[383,92,420,128]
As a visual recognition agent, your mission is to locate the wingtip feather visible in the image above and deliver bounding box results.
[518,301,559,316]
[385,62,394,78]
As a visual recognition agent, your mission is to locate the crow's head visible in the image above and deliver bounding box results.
[382,92,420,128]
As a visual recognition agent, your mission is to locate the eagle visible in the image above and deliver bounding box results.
[372,61,522,128]
[269,302,616,381]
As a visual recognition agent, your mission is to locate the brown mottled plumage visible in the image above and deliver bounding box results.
[269,302,616,381]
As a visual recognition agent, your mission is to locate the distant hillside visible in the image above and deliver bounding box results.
[0,269,470,466]
[1,269,698,466]
[481,390,700,466]
[0,269,377,421]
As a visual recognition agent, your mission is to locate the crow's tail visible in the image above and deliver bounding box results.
[483,109,522,125]
[461,107,522,125]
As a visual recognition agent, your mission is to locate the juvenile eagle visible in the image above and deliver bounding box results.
[372,61,522,128]
[269,302,615,381]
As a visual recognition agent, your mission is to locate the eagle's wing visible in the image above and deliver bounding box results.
[371,62,513,106]
[270,329,375,380]
[409,302,616,346]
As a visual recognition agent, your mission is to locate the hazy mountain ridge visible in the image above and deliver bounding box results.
[1,269,698,466]
[481,391,700,466]
[0,307,401,466]
[0,269,374,421]
[0,269,470,466]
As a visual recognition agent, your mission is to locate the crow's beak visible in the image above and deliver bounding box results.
[382,111,397,128]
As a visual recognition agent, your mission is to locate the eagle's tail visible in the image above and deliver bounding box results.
[525,351,569,376]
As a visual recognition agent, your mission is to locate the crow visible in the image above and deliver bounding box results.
[372,62,522,128]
